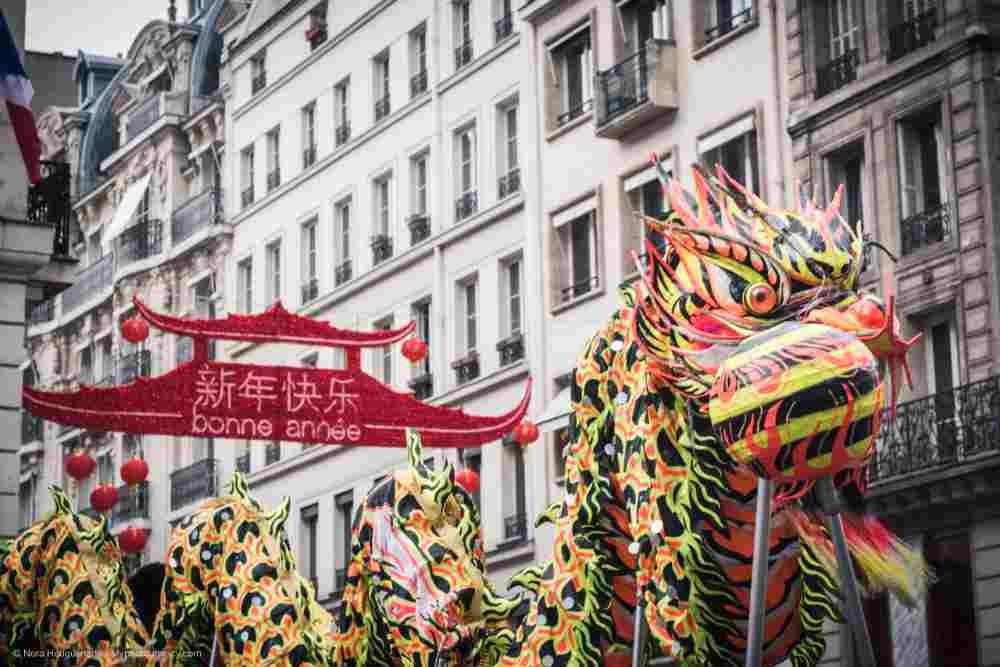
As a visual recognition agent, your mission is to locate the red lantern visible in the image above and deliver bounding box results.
[455,468,480,495]
[90,484,119,512]
[118,526,148,554]
[120,457,149,487]
[66,451,96,480]
[121,318,150,344]
[401,337,428,363]
[849,299,885,330]
[513,420,539,446]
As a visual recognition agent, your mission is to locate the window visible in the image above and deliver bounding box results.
[266,127,281,192]
[555,207,598,303]
[411,153,428,216]
[410,26,428,97]
[301,219,318,303]
[235,439,250,473]
[698,116,759,194]
[618,0,672,50]
[265,440,281,465]
[372,174,393,266]
[553,425,571,480]
[251,51,267,94]
[462,448,482,508]
[458,279,478,355]
[241,145,255,208]
[498,103,520,198]
[897,106,948,255]
[266,240,282,304]
[502,437,526,541]
[300,504,319,592]
[828,0,860,58]
[98,337,112,384]
[193,276,216,360]
[413,300,431,377]
[306,3,328,50]
[374,52,390,121]
[335,198,352,285]
[79,346,93,385]
[88,229,103,266]
[495,0,514,42]
[188,0,205,18]
[237,257,253,313]
[888,0,938,61]
[501,256,523,337]
[335,491,354,591]
[301,103,316,168]
[374,316,394,385]
[135,188,150,226]
[454,1,473,70]
[455,126,478,220]
[704,0,754,45]
[625,165,670,265]
[550,30,592,127]
[827,144,864,234]
[334,79,350,145]
[19,479,32,530]
[815,0,860,96]
[926,532,977,667]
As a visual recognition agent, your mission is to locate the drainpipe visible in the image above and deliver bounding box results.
[769,0,789,206]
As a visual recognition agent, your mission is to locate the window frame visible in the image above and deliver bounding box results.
[500,254,523,337]
[411,152,429,216]
[300,218,319,302]
[455,125,477,195]
[556,210,599,302]
[236,256,253,313]
[373,172,393,237]
[266,126,281,190]
[548,27,593,126]
[457,277,479,355]
[301,102,316,166]
[335,197,352,264]
[265,239,282,304]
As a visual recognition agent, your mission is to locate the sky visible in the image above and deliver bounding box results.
[25,1,176,58]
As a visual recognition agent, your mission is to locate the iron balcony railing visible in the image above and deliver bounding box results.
[598,49,649,126]
[252,72,267,94]
[241,185,254,209]
[303,145,317,169]
[62,254,114,313]
[112,481,149,523]
[410,70,428,98]
[335,260,353,286]
[888,9,937,62]
[28,299,54,324]
[335,123,351,146]
[172,188,222,245]
[561,275,599,302]
[409,374,433,401]
[455,40,473,69]
[495,14,514,43]
[301,278,319,304]
[557,99,593,127]
[127,95,161,142]
[170,458,218,510]
[117,218,164,267]
[868,375,1000,484]
[704,5,754,44]
[497,332,524,367]
[456,192,478,221]
[452,353,480,385]
[900,203,949,255]
[816,49,859,97]
[21,413,42,444]
[371,234,393,265]
[236,451,250,474]
[335,567,347,591]
[504,514,527,541]
[374,95,391,122]
[407,214,430,245]
[267,168,281,192]
[498,168,521,199]
[117,350,151,385]
[26,161,72,257]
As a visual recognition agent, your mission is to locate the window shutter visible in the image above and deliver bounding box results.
[897,124,918,218]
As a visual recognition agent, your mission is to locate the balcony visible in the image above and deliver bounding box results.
[335,260,353,286]
[495,14,513,43]
[498,169,521,199]
[704,6,754,45]
[888,10,937,63]
[335,567,347,592]
[374,96,391,122]
[407,214,430,245]
[454,41,473,70]
[117,218,164,268]
[497,332,524,367]
[410,70,428,98]
[596,40,678,140]
[267,168,281,192]
[241,185,254,209]
[452,352,480,385]
[301,278,319,304]
[21,413,43,444]
[117,350,151,385]
[504,513,527,541]
[112,481,149,523]
[455,192,478,221]
[303,145,317,169]
[126,95,161,142]
[816,49,859,98]
[900,203,949,256]
[371,235,393,265]
[252,72,267,95]
[335,123,351,146]
[28,299,54,324]
[61,254,113,313]
[236,451,250,474]
[26,161,72,257]
[170,458,218,510]
[172,188,222,245]
[557,99,593,127]
[409,373,433,401]
[561,275,599,303]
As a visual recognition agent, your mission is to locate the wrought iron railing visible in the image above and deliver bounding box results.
[301,278,319,304]
[371,235,393,265]
[816,49,859,97]
[498,169,520,199]
[335,260,353,286]
[127,95,161,141]
[303,145,317,169]
[888,10,937,62]
[335,123,351,146]
[170,458,218,510]
[504,513,527,540]
[62,254,114,313]
[455,192,478,221]
[410,70,428,98]
[598,50,649,126]
[409,374,433,401]
[900,203,949,255]
[28,299,54,324]
[236,451,250,474]
[375,95,391,122]
[557,99,593,127]
[117,218,164,267]
[113,481,149,523]
[21,413,42,444]
[704,5,754,44]
[267,168,281,192]
[407,214,430,245]
[172,188,222,245]
[455,40,473,69]
[561,275,599,302]
[252,72,267,94]
[497,332,524,367]
[26,161,72,256]
[117,350,151,385]
[495,14,514,42]
[868,376,1000,484]
[452,353,480,385]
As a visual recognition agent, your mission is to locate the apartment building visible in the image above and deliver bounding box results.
[786,1,1000,665]
[19,0,234,568]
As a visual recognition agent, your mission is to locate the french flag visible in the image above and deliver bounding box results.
[0,10,40,184]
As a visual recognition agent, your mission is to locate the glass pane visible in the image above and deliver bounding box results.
[571,216,592,287]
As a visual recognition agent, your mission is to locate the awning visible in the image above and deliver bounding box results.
[537,385,573,434]
[103,173,152,252]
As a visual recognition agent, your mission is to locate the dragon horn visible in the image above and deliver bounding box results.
[267,497,291,536]
[406,429,433,479]
[49,486,73,516]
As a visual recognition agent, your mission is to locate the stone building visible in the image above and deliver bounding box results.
[19,0,236,568]
[785,1,1000,665]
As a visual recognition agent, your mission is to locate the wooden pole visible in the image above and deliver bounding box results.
[745,477,773,667]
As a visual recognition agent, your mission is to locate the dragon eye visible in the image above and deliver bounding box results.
[744,283,778,315]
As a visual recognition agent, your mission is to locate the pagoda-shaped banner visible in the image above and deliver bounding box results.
[23,298,532,448]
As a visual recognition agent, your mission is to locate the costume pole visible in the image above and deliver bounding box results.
[745,477,773,667]
[632,578,647,667]
[816,477,876,667]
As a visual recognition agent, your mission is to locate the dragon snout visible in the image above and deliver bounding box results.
[708,322,883,483]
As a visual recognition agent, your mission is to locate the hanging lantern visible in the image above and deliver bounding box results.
[401,337,428,363]
[90,484,119,513]
[455,468,480,495]
[513,420,539,446]
[121,318,150,344]
[66,451,96,480]
[118,526,148,554]
[120,457,149,487]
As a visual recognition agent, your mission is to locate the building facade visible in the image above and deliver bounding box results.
[786,1,1000,665]
[19,0,234,567]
